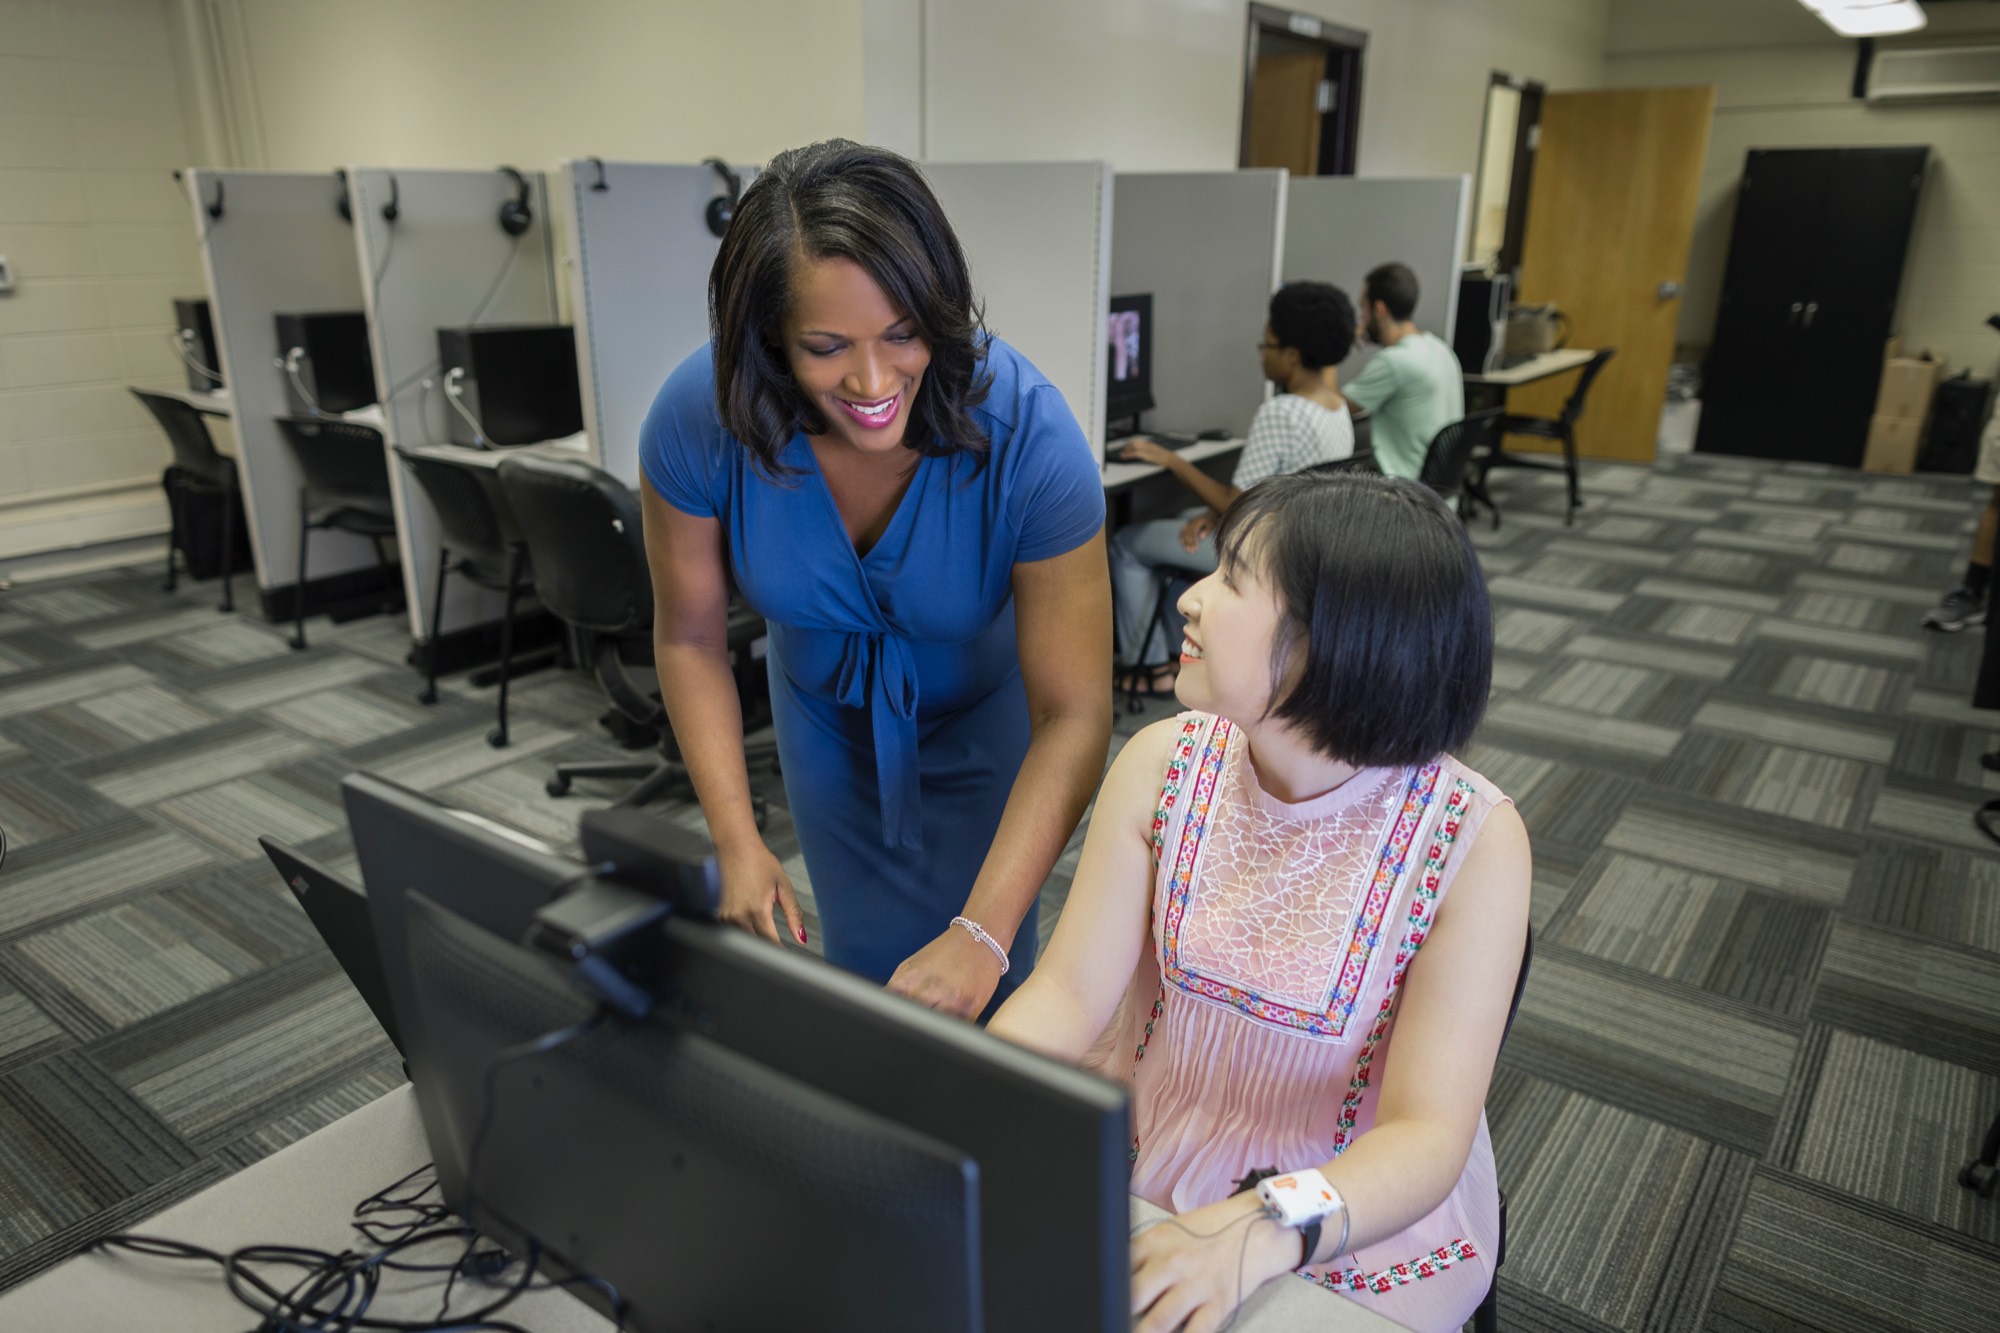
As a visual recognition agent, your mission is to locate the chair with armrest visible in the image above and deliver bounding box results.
[273,417,399,652]
[395,449,533,747]
[494,452,774,812]
[1475,348,1616,527]
[133,389,244,613]
[1418,408,1505,519]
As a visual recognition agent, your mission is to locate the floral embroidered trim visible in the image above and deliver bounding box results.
[1149,717,1203,866]
[1330,776,1477,1154]
[1159,760,1443,1039]
[1300,1238,1480,1293]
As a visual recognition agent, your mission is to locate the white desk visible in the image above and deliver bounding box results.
[1100,437,1244,492]
[142,385,234,417]
[0,1084,1400,1332]
[1463,347,1595,387]
[399,431,593,472]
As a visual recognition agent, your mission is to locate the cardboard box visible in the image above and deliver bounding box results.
[1876,352,1942,425]
[1862,414,1924,474]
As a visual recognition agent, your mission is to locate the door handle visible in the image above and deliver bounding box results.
[1657,281,1682,299]
[1802,301,1818,328]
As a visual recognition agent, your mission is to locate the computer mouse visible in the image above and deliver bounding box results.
[1197,428,1231,441]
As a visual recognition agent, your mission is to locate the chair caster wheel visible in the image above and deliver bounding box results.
[417,686,438,705]
[289,637,307,652]
[547,776,571,798]
[1961,1160,1999,1197]
[487,728,508,749]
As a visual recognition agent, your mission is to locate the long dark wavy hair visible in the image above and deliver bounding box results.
[708,139,992,475]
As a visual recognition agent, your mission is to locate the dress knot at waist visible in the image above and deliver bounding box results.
[835,631,922,851]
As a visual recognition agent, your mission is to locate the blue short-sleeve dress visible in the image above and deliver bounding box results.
[639,337,1104,997]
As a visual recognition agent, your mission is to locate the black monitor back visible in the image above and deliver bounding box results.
[342,771,1130,1333]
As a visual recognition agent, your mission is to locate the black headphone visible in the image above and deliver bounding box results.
[703,157,742,237]
[498,165,532,236]
[380,173,400,224]
[335,168,351,222]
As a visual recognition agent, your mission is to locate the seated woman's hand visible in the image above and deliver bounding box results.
[1131,1192,1300,1333]
[1178,512,1216,552]
[1118,438,1175,468]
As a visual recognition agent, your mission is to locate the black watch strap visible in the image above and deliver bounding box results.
[1297,1217,1321,1269]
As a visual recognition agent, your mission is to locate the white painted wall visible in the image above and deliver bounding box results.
[1604,39,2000,376]
[900,0,1611,177]
[0,0,204,567]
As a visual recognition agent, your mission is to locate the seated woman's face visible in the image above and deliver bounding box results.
[782,255,932,456]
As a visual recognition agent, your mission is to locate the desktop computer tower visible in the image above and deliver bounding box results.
[274,311,377,415]
[435,324,584,448]
[173,298,223,392]
[1453,270,1510,377]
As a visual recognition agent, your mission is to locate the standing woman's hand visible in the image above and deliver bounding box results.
[887,926,1006,1019]
[716,839,807,946]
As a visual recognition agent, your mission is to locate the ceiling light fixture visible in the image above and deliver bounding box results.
[1798,0,1928,38]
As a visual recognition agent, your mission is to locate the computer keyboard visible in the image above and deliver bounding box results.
[1108,431,1199,453]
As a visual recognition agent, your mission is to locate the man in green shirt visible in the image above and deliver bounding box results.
[1341,262,1464,480]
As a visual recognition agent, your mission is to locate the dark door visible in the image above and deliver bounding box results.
[1793,147,1929,467]
[1698,151,1832,461]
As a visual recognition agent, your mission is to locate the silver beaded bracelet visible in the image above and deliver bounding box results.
[950,915,1010,975]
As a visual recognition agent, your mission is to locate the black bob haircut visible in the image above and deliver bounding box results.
[1363,262,1420,323]
[1213,470,1492,767]
[708,139,992,475]
[1268,281,1356,371]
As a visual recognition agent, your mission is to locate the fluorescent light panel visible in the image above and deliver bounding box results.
[1799,0,1928,38]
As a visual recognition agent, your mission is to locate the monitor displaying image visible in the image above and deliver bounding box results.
[1105,293,1154,426]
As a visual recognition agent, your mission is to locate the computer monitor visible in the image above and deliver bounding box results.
[342,773,1130,1333]
[1105,293,1155,437]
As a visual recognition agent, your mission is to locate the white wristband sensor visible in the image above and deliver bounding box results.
[1256,1167,1341,1227]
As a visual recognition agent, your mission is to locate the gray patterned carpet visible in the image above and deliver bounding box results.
[1,451,1998,1329]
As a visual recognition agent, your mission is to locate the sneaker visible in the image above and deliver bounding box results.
[1922,586,1987,632]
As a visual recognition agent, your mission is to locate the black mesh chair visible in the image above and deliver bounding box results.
[1473,923,1535,1333]
[133,389,242,612]
[1419,408,1506,519]
[395,449,534,747]
[273,418,399,653]
[1474,348,1616,527]
[495,452,774,811]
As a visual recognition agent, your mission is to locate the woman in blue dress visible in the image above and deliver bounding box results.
[639,140,1113,1020]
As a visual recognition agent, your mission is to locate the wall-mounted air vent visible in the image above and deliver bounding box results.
[1868,44,2000,102]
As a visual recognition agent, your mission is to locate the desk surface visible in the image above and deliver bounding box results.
[1463,347,1596,386]
[400,432,593,471]
[1101,437,1244,492]
[0,1083,1400,1332]
[141,385,234,416]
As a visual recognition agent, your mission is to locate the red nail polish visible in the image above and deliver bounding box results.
[796,927,807,945]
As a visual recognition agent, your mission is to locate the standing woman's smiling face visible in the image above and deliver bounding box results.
[782,254,932,456]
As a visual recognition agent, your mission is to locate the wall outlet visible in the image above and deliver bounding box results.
[0,255,13,294]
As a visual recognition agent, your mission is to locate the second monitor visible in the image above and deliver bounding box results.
[1105,292,1154,440]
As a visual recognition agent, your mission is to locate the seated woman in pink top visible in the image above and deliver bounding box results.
[990,470,1530,1333]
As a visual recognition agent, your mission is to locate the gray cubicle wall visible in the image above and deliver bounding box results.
[190,169,372,601]
[559,160,748,486]
[348,167,565,642]
[1282,176,1471,379]
[922,161,1114,460]
[1111,170,1287,437]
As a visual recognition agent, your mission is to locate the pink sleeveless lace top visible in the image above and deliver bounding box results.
[1095,712,1510,1325]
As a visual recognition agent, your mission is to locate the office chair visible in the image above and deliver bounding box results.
[133,389,245,613]
[273,418,400,653]
[1419,408,1506,520]
[1475,348,1616,528]
[395,449,534,747]
[494,453,774,813]
[1961,1108,2000,1198]
[1473,922,1535,1333]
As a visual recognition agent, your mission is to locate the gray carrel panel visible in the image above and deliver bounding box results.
[190,170,371,593]
[1282,176,1470,381]
[348,167,563,642]
[1111,170,1286,438]
[559,160,748,487]
[922,161,1114,461]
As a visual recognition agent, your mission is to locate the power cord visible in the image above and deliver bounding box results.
[281,346,323,417]
[166,328,223,384]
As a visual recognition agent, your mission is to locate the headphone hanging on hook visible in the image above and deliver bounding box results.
[703,157,741,237]
[497,165,532,236]
[203,177,224,220]
[334,168,352,223]
[381,173,400,224]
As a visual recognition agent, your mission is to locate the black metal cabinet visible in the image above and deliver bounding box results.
[1696,146,1928,466]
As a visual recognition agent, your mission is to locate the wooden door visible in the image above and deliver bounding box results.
[1509,86,1715,462]
[1248,52,1323,178]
